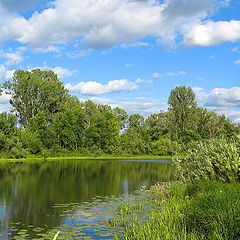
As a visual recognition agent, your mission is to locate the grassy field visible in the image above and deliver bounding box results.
[109,181,240,240]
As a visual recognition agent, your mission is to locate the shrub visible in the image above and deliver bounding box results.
[173,137,240,182]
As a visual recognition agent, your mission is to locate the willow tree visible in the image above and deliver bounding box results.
[4,69,71,126]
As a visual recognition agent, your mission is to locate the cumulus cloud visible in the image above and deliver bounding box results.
[194,87,240,123]
[65,79,138,95]
[0,0,227,50]
[204,87,240,108]
[51,67,75,79]
[184,20,240,47]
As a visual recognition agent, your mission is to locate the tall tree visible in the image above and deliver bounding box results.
[146,111,169,141]
[168,86,197,138]
[4,69,71,126]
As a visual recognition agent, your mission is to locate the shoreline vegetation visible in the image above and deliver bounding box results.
[0,154,172,163]
[110,181,240,240]
[0,70,239,161]
[108,136,240,239]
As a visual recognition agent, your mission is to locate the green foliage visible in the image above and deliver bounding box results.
[173,137,240,182]
[185,181,240,240]
[1,80,240,158]
[4,69,71,126]
[5,136,27,158]
[146,111,169,141]
[0,112,17,136]
[112,181,240,240]
[20,131,43,154]
[0,131,7,151]
[53,106,86,150]
[121,132,151,155]
[168,86,197,138]
[151,138,180,156]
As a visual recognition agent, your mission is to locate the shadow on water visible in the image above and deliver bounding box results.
[0,159,175,239]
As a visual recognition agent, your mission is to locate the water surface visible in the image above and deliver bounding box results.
[0,159,174,239]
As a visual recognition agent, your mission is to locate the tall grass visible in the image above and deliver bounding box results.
[111,181,240,240]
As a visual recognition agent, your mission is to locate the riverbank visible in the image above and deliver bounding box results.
[0,153,172,163]
[110,181,240,240]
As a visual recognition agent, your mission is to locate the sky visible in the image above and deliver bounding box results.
[0,0,240,123]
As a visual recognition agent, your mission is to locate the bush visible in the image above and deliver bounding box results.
[173,137,240,182]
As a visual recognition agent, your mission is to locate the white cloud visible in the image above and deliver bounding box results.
[0,92,11,104]
[4,52,23,66]
[118,97,167,116]
[194,87,240,123]
[51,67,75,79]
[184,20,240,47]
[0,0,224,50]
[65,79,138,95]
[27,64,75,79]
[0,65,15,80]
[204,87,240,108]
[153,70,186,78]
[89,97,116,104]
[135,78,144,83]
[5,70,15,80]
[232,47,238,52]
[33,45,61,53]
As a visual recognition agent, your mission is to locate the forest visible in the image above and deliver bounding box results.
[0,69,239,159]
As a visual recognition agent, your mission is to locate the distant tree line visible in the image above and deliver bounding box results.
[0,69,239,158]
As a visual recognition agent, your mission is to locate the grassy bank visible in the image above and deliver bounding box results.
[109,181,240,240]
[0,153,172,163]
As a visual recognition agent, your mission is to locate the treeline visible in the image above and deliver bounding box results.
[0,69,239,158]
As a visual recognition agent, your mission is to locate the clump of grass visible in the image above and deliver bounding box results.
[110,181,240,240]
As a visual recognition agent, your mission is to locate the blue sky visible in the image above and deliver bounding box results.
[0,0,240,123]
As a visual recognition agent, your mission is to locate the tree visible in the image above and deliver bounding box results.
[168,86,197,138]
[4,69,71,126]
[146,111,169,141]
[0,112,17,136]
[113,107,128,130]
[53,106,87,150]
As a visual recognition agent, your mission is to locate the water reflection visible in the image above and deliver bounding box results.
[0,160,174,239]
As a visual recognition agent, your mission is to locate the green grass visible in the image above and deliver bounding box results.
[110,181,240,240]
[0,152,172,163]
